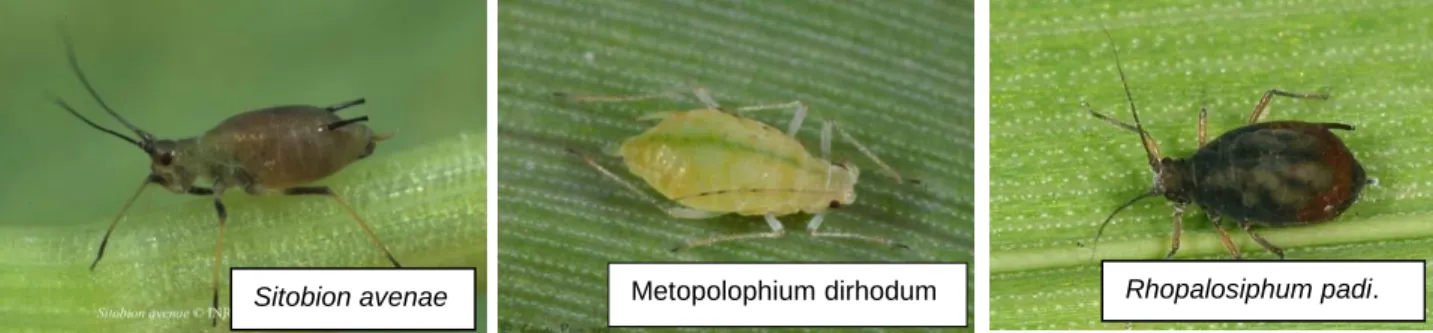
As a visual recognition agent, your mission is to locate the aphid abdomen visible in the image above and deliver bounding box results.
[1191,121,1366,225]
[619,109,851,216]
[205,106,375,189]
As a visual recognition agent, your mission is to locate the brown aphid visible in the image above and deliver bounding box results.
[1087,30,1367,260]
[55,33,401,326]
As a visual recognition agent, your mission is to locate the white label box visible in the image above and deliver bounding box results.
[608,262,967,327]
[1102,260,1425,322]
[230,268,477,330]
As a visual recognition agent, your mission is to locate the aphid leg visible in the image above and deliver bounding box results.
[89,175,217,271]
[729,100,896,188]
[821,121,835,186]
[733,100,806,136]
[208,191,229,327]
[1239,219,1285,259]
[806,212,909,249]
[324,116,370,131]
[724,101,898,182]
[671,213,788,251]
[821,121,832,160]
[1208,214,1242,259]
[691,86,720,109]
[1247,89,1331,124]
[565,148,671,211]
[1164,204,1185,259]
[324,98,367,112]
[88,176,153,271]
[684,98,906,184]
[282,186,403,267]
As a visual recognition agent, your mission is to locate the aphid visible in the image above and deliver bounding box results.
[1087,30,1367,260]
[55,33,402,326]
[555,86,913,251]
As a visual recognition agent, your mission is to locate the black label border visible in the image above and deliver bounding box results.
[1099,259,1428,323]
[606,261,971,328]
[227,267,480,331]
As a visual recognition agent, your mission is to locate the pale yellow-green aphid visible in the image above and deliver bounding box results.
[559,86,911,251]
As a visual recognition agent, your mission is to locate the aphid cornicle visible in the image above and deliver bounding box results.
[1087,31,1368,260]
[555,86,913,251]
[55,33,402,326]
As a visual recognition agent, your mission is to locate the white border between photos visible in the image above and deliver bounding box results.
[485,0,499,332]
[974,0,990,331]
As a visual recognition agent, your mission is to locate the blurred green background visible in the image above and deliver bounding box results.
[498,0,971,331]
[0,0,485,332]
[992,0,1433,329]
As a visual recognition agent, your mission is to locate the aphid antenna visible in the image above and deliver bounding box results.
[1099,25,1164,170]
[1088,188,1160,261]
[49,30,164,274]
[1196,85,1209,106]
[552,86,693,104]
[829,122,912,184]
[564,147,668,208]
[53,28,158,151]
[1087,23,1172,261]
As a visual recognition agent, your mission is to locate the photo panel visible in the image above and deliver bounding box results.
[497,0,974,329]
[991,0,1432,329]
[0,0,486,330]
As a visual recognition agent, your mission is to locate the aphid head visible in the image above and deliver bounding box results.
[1086,156,1193,260]
[1153,157,1193,203]
[52,31,196,193]
[144,139,199,193]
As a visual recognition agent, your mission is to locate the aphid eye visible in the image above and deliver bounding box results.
[156,151,174,166]
[829,200,842,208]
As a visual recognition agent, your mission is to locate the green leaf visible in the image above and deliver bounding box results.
[992,0,1433,329]
[0,133,485,332]
[498,0,972,331]
[0,1,485,331]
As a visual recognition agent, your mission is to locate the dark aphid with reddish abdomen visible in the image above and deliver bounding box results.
[1086,30,1368,260]
[55,33,400,326]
